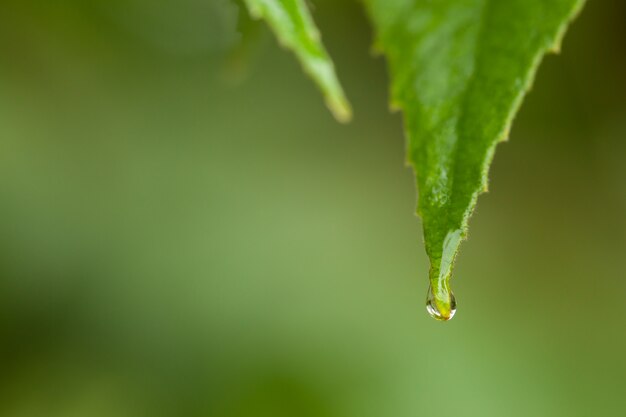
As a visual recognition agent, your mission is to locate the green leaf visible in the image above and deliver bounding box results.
[363,0,585,319]
[243,0,352,122]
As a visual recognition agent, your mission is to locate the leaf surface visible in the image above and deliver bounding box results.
[243,0,352,122]
[363,0,585,319]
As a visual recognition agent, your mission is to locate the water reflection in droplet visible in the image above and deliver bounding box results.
[425,283,456,321]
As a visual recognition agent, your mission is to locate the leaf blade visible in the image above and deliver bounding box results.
[364,0,585,318]
[244,0,352,122]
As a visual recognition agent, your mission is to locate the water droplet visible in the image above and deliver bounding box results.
[426,283,456,321]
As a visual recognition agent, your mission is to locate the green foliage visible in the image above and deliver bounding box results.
[244,0,585,319]
[363,0,585,318]
[243,0,352,122]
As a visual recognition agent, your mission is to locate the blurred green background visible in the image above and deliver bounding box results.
[0,1,625,416]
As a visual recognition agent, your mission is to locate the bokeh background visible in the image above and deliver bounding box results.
[0,1,625,416]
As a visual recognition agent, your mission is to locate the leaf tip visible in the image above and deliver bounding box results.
[327,98,353,123]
